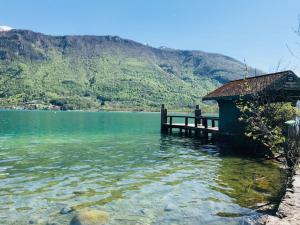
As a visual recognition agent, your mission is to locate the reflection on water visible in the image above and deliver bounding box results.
[0,111,286,225]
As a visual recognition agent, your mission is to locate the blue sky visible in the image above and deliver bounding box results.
[1,0,300,73]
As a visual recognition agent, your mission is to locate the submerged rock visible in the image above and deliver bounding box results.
[164,203,177,212]
[60,205,74,214]
[28,217,46,224]
[70,209,109,225]
[238,214,268,225]
[46,223,59,225]
[138,209,146,215]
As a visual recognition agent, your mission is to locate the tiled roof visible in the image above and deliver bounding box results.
[203,70,296,100]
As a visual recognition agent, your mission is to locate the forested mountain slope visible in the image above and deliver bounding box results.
[0,29,260,111]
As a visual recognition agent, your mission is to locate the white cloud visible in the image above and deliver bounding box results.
[0,26,13,32]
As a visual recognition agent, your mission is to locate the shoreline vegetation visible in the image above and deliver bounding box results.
[0,103,219,114]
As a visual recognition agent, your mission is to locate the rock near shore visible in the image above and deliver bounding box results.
[70,209,109,225]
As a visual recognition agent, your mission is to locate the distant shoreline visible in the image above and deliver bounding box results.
[0,108,201,114]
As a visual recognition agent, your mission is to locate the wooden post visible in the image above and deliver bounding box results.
[284,120,297,168]
[185,117,188,135]
[195,105,201,136]
[169,116,173,133]
[203,118,208,129]
[203,118,208,139]
[161,104,168,133]
[212,119,215,128]
[194,105,202,127]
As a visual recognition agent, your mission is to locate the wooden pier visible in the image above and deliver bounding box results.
[160,104,219,139]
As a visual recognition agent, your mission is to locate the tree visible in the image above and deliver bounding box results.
[235,79,299,170]
[0,64,24,98]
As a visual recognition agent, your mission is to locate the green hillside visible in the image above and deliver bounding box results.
[0,29,260,111]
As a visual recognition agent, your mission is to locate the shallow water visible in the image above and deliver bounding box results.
[0,110,286,225]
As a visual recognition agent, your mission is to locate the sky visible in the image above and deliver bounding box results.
[1,0,300,73]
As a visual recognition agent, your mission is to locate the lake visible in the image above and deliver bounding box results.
[0,110,286,225]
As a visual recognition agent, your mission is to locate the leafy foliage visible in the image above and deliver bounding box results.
[235,80,298,169]
[237,100,295,155]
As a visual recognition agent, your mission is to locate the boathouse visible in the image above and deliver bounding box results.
[202,70,300,137]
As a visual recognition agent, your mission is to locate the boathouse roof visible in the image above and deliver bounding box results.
[202,70,300,101]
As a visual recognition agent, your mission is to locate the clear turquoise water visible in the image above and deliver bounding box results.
[0,110,286,225]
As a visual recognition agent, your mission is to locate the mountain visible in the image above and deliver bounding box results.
[0,29,261,111]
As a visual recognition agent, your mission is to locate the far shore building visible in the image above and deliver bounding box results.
[202,70,300,138]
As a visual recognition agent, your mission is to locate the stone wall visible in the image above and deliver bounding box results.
[265,169,300,225]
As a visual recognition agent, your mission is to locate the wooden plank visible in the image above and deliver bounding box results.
[167,115,195,118]
[165,123,219,131]
[167,115,219,120]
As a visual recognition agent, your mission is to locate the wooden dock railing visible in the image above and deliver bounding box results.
[161,104,219,138]
[166,115,219,128]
